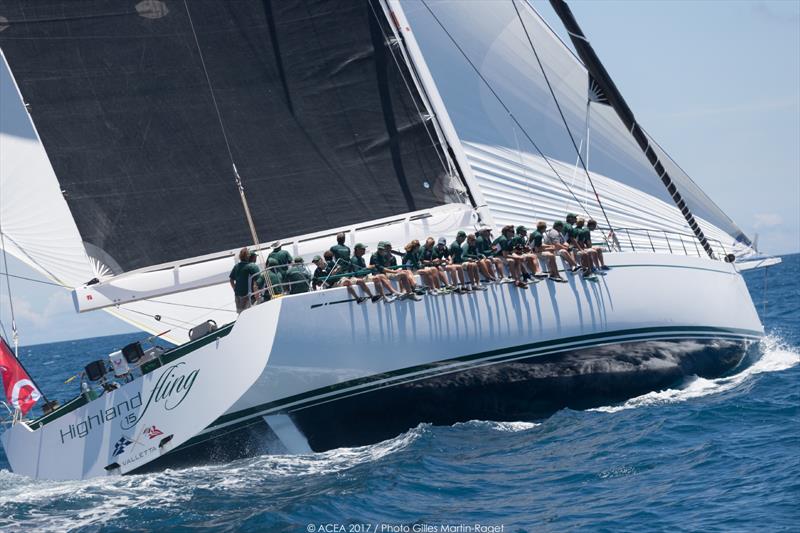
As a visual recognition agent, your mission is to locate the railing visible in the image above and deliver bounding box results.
[605,227,728,259]
[237,227,731,305]
[246,257,373,301]
[245,254,415,304]
[246,262,315,301]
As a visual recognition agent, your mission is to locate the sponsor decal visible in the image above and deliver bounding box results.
[59,393,142,444]
[120,445,158,467]
[143,425,163,439]
[112,436,133,457]
[58,362,199,444]
[121,362,199,430]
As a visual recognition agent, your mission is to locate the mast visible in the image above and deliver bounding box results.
[548,0,717,259]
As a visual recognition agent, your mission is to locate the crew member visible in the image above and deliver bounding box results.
[531,222,566,282]
[229,248,261,313]
[268,241,293,277]
[330,232,351,263]
[585,219,610,270]
[462,233,493,288]
[285,257,311,294]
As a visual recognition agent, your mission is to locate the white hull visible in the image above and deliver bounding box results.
[2,253,762,479]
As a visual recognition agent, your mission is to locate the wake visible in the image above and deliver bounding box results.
[0,423,429,529]
[590,335,799,414]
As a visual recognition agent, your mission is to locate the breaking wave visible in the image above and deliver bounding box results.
[0,423,429,530]
[590,335,799,413]
[454,420,540,432]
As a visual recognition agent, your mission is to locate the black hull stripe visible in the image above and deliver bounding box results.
[208,326,760,430]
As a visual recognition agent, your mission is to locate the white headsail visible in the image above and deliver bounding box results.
[395,0,754,258]
[0,50,99,288]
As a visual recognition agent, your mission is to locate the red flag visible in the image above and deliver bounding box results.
[0,337,40,415]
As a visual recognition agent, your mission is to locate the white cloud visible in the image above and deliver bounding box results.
[753,213,783,229]
[0,290,71,331]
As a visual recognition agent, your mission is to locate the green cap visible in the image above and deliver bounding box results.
[312,255,322,262]
[377,240,388,248]
[383,242,392,249]
[516,225,527,234]
[566,213,577,219]
[456,230,467,238]
[355,242,366,250]
[293,256,304,263]
[553,220,564,228]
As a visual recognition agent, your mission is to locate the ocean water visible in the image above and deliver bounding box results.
[1,255,797,532]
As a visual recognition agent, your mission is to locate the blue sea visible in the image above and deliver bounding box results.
[1,255,797,532]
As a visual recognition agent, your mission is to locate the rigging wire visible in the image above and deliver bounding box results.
[510,0,618,248]
[0,272,64,287]
[418,0,590,217]
[0,230,19,353]
[510,121,537,217]
[182,0,268,277]
[564,137,584,214]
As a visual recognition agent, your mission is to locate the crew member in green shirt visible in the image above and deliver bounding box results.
[267,241,293,277]
[585,219,609,270]
[438,236,468,292]
[562,213,579,247]
[380,241,420,300]
[338,243,376,303]
[451,230,482,292]
[495,225,526,288]
[229,248,261,313]
[476,226,505,281]
[285,256,311,294]
[576,218,608,273]
[421,237,451,291]
[530,221,566,282]
[403,239,441,294]
[511,225,542,281]
[462,233,492,289]
[311,255,333,290]
[330,232,351,264]
[256,257,284,300]
[368,241,401,302]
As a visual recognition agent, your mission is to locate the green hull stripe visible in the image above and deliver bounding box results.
[208,326,760,429]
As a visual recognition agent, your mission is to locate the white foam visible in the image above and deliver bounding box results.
[591,335,799,414]
[0,423,427,529]
[455,420,540,432]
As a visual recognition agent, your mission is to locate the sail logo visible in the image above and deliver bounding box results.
[143,425,163,439]
[121,362,199,430]
[59,393,142,444]
[58,363,198,444]
[112,436,133,457]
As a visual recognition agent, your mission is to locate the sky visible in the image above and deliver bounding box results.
[0,0,798,345]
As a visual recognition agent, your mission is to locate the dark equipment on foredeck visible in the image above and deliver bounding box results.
[122,341,145,364]
[84,360,108,382]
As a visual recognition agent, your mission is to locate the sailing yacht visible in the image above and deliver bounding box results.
[0,0,775,480]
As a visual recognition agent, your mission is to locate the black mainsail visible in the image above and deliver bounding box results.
[0,0,457,272]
